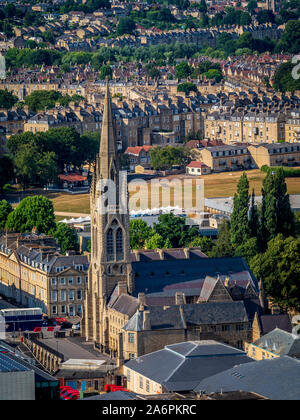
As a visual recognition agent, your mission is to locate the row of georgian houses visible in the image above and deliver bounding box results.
[0,233,88,318]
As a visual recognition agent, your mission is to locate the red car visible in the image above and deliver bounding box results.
[60,386,80,401]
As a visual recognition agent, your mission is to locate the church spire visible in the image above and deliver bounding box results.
[99,79,118,180]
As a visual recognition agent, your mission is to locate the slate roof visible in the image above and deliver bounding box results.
[54,369,107,379]
[123,301,249,332]
[253,328,300,358]
[198,275,232,302]
[109,294,139,318]
[132,257,257,296]
[125,341,253,392]
[195,356,300,400]
[259,314,292,335]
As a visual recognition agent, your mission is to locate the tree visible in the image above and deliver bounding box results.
[234,237,259,264]
[99,65,112,80]
[24,90,62,112]
[6,195,56,234]
[250,234,300,309]
[240,12,252,26]
[276,20,300,54]
[205,68,223,82]
[247,0,257,14]
[230,173,251,247]
[199,0,207,13]
[146,66,161,80]
[0,200,12,229]
[256,10,275,24]
[209,221,235,257]
[201,12,209,27]
[116,17,136,35]
[42,31,55,45]
[145,232,165,249]
[175,61,192,79]
[150,146,188,170]
[130,219,152,249]
[261,168,295,246]
[189,236,213,254]
[153,213,198,248]
[0,155,14,194]
[36,152,59,188]
[177,82,197,94]
[249,189,259,239]
[4,4,17,19]
[163,238,172,248]
[0,90,18,109]
[273,62,300,92]
[14,143,39,189]
[53,223,79,254]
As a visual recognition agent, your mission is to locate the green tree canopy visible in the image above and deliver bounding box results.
[0,200,13,229]
[0,90,18,109]
[145,232,165,249]
[53,222,79,254]
[99,65,113,80]
[6,195,56,234]
[0,155,14,194]
[261,168,295,247]
[230,172,251,247]
[177,82,197,94]
[175,61,192,79]
[130,219,152,249]
[273,61,300,92]
[116,17,136,36]
[153,213,199,248]
[189,235,213,254]
[150,146,188,170]
[209,220,235,258]
[250,234,300,309]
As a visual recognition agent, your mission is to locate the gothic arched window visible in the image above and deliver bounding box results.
[116,228,123,261]
[107,228,114,261]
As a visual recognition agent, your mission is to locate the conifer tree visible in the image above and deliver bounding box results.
[261,169,294,246]
[230,172,251,247]
[249,189,260,238]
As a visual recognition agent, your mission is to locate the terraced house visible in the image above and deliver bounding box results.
[0,232,88,318]
[204,107,286,144]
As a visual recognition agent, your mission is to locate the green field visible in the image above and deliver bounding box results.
[46,169,300,215]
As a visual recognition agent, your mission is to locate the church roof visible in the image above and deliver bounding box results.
[123,301,249,332]
[132,257,257,296]
[110,294,139,317]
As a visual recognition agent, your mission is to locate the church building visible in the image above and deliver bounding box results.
[82,82,264,363]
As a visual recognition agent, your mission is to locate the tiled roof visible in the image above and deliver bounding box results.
[186,161,209,168]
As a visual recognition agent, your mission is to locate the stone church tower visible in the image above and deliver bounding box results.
[82,81,133,350]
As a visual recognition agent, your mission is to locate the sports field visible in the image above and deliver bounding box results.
[48,169,300,216]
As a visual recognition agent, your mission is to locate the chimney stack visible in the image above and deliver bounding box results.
[143,310,151,331]
[117,281,127,297]
[175,291,186,305]
[138,292,146,310]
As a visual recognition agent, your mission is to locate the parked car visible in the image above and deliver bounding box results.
[72,322,80,331]
[60,386,80,401]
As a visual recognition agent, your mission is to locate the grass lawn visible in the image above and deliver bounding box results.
[50,193,90,214]
[45,169,300,215]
